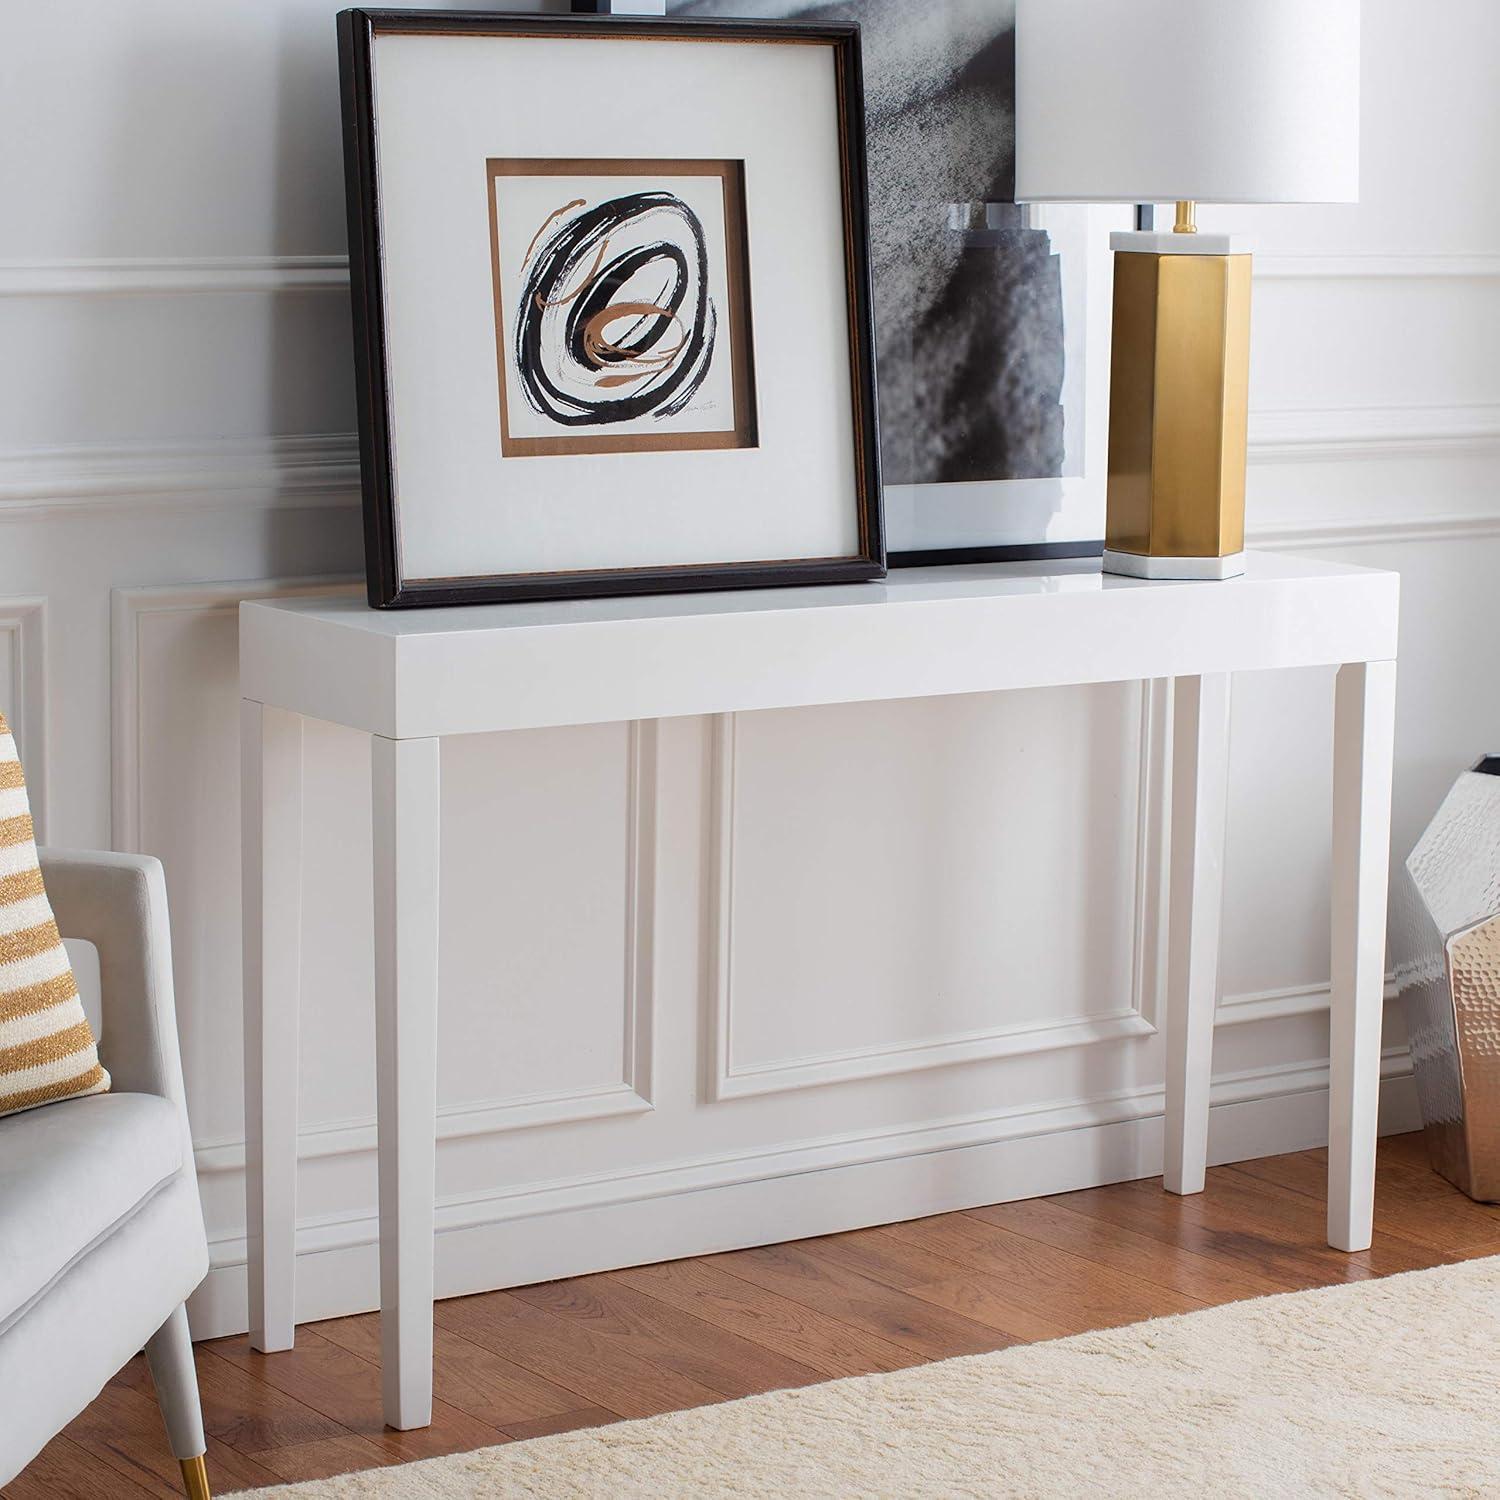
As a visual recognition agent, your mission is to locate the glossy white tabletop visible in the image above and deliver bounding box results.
[241,551,1399,738]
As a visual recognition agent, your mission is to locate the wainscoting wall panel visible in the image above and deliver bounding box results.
[0,596,47,839]
[709,686,1164,1101]
[1,0,1493,1338]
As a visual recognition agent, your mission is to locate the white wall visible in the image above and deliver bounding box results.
[2,1,1495,1339]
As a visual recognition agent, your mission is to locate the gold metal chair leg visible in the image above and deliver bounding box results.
[180,1454,212,1500]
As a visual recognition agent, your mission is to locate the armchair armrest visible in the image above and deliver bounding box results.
[37,849,189,1125]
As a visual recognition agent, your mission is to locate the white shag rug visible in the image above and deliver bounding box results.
[228,1256,1500,1498]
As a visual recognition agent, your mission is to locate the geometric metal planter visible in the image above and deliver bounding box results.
[1392,755,1500,1201]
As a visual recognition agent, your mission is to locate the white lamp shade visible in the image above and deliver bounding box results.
[1015,0,1360,205]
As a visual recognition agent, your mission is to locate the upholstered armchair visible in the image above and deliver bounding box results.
[0,850,212,1497]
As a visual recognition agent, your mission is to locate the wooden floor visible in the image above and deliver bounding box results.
[10,1131,1500,1496]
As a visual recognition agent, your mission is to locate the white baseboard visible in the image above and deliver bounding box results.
[187,1056,1422,1340]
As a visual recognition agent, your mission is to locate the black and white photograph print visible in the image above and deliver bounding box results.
[487,158,758,457]
[674,0,1068,486]
[672,0,1107,559]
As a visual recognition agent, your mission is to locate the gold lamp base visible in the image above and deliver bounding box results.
[1104,210,1251,581]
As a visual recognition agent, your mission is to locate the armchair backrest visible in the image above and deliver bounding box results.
[36,850,199,1200]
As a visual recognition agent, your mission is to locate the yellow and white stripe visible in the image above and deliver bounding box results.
[0,713,108,1118]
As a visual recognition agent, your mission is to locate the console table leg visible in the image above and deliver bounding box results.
[242,699,304,1352]
[1164,674,1232,1196]
[372,733,441,1430]
[1328,659,1396,1252]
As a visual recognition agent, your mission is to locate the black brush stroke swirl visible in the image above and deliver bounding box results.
[566,242,687,367]
[515,191,717,426]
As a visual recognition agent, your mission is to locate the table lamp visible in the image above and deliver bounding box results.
[1015,0,1360,579]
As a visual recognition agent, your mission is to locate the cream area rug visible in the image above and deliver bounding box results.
[229,1256,1500,1498]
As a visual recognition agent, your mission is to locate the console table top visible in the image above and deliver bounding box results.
[240,551,1398,739]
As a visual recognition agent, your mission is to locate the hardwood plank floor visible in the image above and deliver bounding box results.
[8,1132,1500,1495]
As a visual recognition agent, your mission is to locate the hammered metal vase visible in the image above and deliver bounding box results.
[1392,755,1500,1201]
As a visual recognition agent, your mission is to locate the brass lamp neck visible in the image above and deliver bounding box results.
[1173,200,1198,234]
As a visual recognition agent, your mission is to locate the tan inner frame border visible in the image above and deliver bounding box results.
[487,157,759,459]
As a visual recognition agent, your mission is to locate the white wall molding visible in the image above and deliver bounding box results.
[3,251,1493,302]
[110,577,361,854]
[1245,402,1500,545]
[1129,678,1172,1033]
[207,1050,1418,1260]
[188,1044,1420,1337]
[114,584,658,1147]
[2,394,1492,523]
[1249,402,1500,465]
[1256,254,1500,282]
[620,716,660,1117]
[191,714,658,1171]
[0,434,361,518]
[0,597,48,840]
[1250,511,1500,551]
[0,256,350,298]
[193,1078,653,1177]
[706,687,1168,1101]
[251,1052,1418,1253]
[711,1009,1158,1099]
[1217,975,1400,1028]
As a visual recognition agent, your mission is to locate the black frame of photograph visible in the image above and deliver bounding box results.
[337,8,885,609]
[889,539,1104,567]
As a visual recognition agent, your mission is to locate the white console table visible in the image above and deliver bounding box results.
[240,551,1399,1430]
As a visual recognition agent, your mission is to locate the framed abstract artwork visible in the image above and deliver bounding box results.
[487,157,757,459]
[671,0,1119,564]
[337,8,883,608]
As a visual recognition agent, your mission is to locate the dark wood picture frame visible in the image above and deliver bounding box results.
[337,8,885,609]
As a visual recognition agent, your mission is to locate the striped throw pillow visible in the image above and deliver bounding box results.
[0,711,109,1118]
